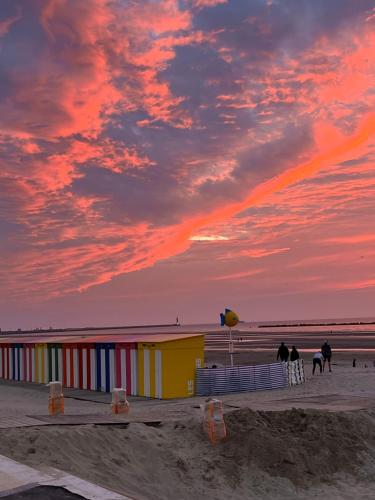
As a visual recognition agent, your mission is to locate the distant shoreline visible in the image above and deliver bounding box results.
[0,322,180,336]
[258,321,375,328]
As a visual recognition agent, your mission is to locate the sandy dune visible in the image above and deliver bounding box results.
[0,409,374,499]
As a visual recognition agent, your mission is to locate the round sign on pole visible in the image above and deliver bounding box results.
[220,308,239,367]
[220,308,239,328]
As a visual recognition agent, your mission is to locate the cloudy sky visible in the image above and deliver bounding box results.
[0,0,374,330]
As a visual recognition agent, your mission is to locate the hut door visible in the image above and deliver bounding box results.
[155,350,162,399]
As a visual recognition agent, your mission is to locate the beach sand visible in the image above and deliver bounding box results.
[0,351,375,499]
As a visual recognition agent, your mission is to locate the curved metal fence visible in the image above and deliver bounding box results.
[286,359,305,385]
[195,362,288,396]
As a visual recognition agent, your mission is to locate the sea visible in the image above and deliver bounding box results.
[178,317,375,334]
[176,317,375,353]
[3,317,375,353]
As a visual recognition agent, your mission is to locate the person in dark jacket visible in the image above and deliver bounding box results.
[277,342,289,362]
[321,341,332,372]
[290,346,300,362]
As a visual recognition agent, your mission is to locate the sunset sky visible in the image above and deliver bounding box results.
[0,0,374,330]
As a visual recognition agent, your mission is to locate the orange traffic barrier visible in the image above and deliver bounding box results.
[202,398,227,444]
[48,381,64,416]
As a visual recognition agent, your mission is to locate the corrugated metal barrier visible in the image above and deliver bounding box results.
[195,362,288,396]
[286,359,305,385]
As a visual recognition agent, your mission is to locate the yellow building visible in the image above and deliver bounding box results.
[137,333,204,399]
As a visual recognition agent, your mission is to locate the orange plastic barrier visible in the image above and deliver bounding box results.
[111,388,130,415]
[48,381,64,416]
[202,398,227,444]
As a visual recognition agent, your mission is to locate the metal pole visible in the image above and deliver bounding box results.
[229,327,234,366]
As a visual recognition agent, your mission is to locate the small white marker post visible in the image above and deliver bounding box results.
[229,327,234,366]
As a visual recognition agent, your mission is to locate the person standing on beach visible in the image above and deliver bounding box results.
[277,342,289,362]
[290,346,300,362]
[312,351,324,374]
[321,341,332,372]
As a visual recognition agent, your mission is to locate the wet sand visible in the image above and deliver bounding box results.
[203,326,375,355]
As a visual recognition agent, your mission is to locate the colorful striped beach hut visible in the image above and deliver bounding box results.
[115,341,138,396]
[0,331,205,399]
[47,343,63,383]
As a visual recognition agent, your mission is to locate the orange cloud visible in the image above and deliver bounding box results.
[337,278,375,290]
[156,111,375,260]
[14,107,370,297]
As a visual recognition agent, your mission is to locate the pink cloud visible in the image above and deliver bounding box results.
[240,248,290,259]
[0,11,21,37]
[0,1,120,139]
[192,0,228,8]
[321,234,375,245]
[208,269,265,281]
